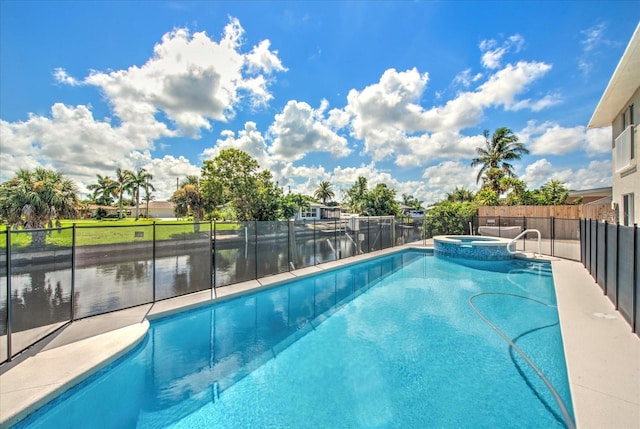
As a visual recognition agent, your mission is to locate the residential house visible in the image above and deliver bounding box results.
[588,23,640,226]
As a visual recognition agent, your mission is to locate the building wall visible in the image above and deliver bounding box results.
[611,86,640,225]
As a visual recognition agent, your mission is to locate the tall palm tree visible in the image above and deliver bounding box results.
[143,181,156,218]
[314,181,335,204]
[471,127,529,185]
[0,168,79,245]
[129,168,154,220]
[86,174,117,206]
[114,168,134,219]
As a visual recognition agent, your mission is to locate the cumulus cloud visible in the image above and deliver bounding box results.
[421,161,479,192]
[521,158,611,190]
[268,100,351,161]
[83,18,285,137]
[204,121,271,167]
[520,120,610,156]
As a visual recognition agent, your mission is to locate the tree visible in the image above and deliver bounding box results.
[538,180,569,205]
[0,168,79,244]
[401,193,423,211]
[201,149,261,221]
[471,127,529,186]
[345,176,369,214]
[170,176,208,231]
[362,183,400,216]
[446,187,475,203]
[86,174,117,206]
[200,149,287,221]
[474,188,499,206]
[129,168,154,220]
[114,168,134,219]
[314,181,335,204]
[422,201,478,238]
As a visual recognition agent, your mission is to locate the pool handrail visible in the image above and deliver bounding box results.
[506,229,541,256]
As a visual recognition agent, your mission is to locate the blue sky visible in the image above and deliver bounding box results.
[1,1,638,204]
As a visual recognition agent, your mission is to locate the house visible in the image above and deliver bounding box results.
[588,23,640,226]
[296,203,343,220]
[144,201,176,219]
[566,187,612,205]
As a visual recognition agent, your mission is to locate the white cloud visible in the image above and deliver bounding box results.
[421,161,479,193]
[479,33,525,69]
[204,121,271,167]
[53,68,81,86]
[578,23,612,77]
[83,18,285,138]
[268,100,351,161]
[521,158,611,190]
[520,120,610,156]
[453,68,483,88]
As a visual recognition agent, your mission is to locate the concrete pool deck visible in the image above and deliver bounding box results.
[1,243,639,428]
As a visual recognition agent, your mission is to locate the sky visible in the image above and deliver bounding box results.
[1,1,639,205]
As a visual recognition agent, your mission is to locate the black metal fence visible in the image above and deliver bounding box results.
[0,217,423,363]
[581,219,638,336]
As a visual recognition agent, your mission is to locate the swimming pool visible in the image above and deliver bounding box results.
[14,250,574,428]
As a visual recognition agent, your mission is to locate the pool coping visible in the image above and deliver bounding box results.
[1,243,638,428]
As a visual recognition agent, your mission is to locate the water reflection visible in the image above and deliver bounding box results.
[1,223,422,360]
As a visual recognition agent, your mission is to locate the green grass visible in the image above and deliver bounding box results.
[0,218,240,248]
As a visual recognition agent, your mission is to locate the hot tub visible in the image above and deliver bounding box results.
[433,235,513,260]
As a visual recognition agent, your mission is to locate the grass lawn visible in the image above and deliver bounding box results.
[0,219,240,248]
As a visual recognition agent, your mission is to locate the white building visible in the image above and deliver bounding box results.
[588,23,640,226]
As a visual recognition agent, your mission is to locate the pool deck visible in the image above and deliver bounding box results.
[1,242,639,428]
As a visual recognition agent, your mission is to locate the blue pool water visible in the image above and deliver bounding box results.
[15,250,574,428]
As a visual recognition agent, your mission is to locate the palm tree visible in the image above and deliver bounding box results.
[171,175,207,231]
[0,168,79,245]
[114,168,134,219]
[314,181,335,204]
[345,176,369,214]
[86,174,117,206]
[446,187,475,203]
[143,181,156,218]
[471,127,529,185]
[129,168,154,220]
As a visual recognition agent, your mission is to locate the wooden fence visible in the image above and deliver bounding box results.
[479,204,615,221]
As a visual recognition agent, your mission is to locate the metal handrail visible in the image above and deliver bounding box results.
[507,229,541,256]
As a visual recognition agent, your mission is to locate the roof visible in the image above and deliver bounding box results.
[588,23,640,128]
[567,187,612,198]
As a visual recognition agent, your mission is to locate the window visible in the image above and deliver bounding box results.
[630,104,635,160]
[301,207,317,218]
[622,193,635,226]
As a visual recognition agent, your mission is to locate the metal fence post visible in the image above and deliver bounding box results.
[550,217,555,257]
[334,219,338,259]
[254,221,258,280]
[210,220,215,299]
[313,219,316,265]
[6,226,12,361]
[287,220,291,271]
[211,220,218,289]
[152,221,156,302]
[71,223,76,321]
